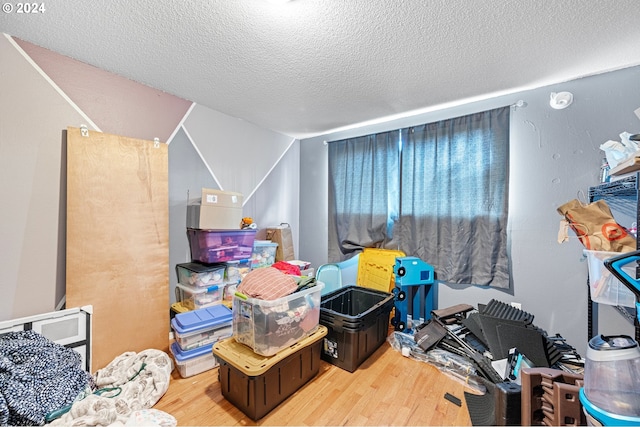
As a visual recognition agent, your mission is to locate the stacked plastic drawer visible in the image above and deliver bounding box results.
[175,227,256,314]
[174,260,251,313]
[170,305,233,378]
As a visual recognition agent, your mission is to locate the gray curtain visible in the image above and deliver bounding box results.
[327,107,510,288]
[396,107,510,288]
[328,131,400,261]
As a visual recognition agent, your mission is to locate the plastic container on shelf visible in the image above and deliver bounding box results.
[171,305,232,351]
[170,341,218,378]
[582,334,640,419]
[250,240,278,269]
[225,259,251,283]
[176,262,226,288]
[175,282,224,310]
[584,250,637,308]
[232,283,324,356]
[213,325,327,420]
[320,285,395,372]
[187,228,256,264]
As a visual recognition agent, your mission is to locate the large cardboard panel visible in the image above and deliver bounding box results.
[66,127,169,371]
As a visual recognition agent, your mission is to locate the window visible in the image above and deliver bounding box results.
[328,107,510,288]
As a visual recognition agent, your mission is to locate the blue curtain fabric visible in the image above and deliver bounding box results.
[328,107,509,288]
[397,107,510,288]
[328,131,400,261]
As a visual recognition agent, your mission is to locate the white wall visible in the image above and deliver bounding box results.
[300,65,640,356]
[168,104,300,304]
[1,34,301,319]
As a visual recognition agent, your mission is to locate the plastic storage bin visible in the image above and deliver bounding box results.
[320,285,395,372]
[187,228,256,264]
[176,262,226,288]
[175,282,224,310]
[225,259,251,283]
[582,334,640,420]
[233,282,324,356]
[170,341,218,378]
[250,240,278,269]
[584,250,637,307]
[171,305,233,351]
[357,248,406,292]
[213,325,327,420]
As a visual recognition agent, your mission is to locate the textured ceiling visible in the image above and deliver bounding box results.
[2,0,640,139]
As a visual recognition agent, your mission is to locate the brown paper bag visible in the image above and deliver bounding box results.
[557,198,636,252]
[265,223,295,261]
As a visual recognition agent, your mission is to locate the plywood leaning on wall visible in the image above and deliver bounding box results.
[65,126,169,371]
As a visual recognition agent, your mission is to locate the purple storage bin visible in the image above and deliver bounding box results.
[187,228,256,264]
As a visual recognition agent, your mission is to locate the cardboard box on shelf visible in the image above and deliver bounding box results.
[187,188,243,230]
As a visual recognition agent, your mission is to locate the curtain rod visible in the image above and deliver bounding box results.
[323,102,523,145]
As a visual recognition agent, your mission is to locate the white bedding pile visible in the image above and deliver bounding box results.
[49,349,176,427]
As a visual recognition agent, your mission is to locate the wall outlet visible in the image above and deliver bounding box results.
[511,302,522,310]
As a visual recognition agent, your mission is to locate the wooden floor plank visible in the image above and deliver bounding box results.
[154,341,477,426]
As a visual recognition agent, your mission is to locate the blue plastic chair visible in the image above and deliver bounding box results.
[316,264,342,296]
[336,253,360,286]
[317,254,361,296]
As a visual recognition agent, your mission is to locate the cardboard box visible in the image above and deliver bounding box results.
[187,188,243,230]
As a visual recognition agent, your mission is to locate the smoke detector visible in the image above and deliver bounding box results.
[550,92,574,109]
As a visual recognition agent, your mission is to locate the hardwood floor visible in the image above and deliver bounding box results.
[154,340,479,426]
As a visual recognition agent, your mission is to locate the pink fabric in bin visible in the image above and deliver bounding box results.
[237,267,297,300]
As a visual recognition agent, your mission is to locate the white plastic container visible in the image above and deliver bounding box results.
[233,282,324,356]
[170,341,217,378]
[583,334,640,417]
[225,260,250,283]
[175,282,223,310]
[171,305,232,351]
[250,240,278,269]
[584,250,636,307]
[176,262,226,288]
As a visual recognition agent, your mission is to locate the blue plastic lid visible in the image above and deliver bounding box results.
[170,341,214,362]
[253,240,278,247]
[171,304,232,335]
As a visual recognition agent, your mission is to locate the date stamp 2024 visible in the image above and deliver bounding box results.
[2,3,46,14]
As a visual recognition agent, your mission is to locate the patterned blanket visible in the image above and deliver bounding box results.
[0,330,175,427]
[0,330,92,426]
